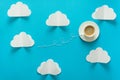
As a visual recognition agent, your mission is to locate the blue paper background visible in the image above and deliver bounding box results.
[0,0,120,80]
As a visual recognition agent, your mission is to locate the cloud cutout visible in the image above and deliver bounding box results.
[10,32,34,48]
[37,59,61,75]
[46,11,70,26]
[8,2,31,17]
[86,47,111,63]
[92,5,116,20]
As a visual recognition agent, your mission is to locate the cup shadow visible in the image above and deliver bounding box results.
[80,38,99,49]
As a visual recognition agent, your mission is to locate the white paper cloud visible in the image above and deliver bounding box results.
[92,5,116,20]
[86,47,111,63]
[37,59,61,75]
[10,32,34,48]
[46,11,70,26]
[8,2,31,17]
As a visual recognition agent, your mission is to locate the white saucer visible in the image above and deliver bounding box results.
[79,21,100,42]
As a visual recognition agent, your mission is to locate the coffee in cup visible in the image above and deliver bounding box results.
[84,25,95,38]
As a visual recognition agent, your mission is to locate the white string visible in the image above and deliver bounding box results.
[38,35,79,48]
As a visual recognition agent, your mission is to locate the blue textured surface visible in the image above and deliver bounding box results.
[0,0,120,80]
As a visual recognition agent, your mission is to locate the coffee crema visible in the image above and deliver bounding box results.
[84,25,95,36]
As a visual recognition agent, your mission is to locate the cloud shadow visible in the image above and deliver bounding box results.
[11,47,20,53]
[24,47,32,53]
[21,17,30,21]
[38,74,60,80]
[47,27,57,32]
[59,26,69,32]
[7,17,18,24]
[38,75,47,80]
[50,75,60,80]
[100,63,111,71]
[105,19,117,26]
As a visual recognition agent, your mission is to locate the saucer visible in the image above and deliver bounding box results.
[79,21,100,42]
